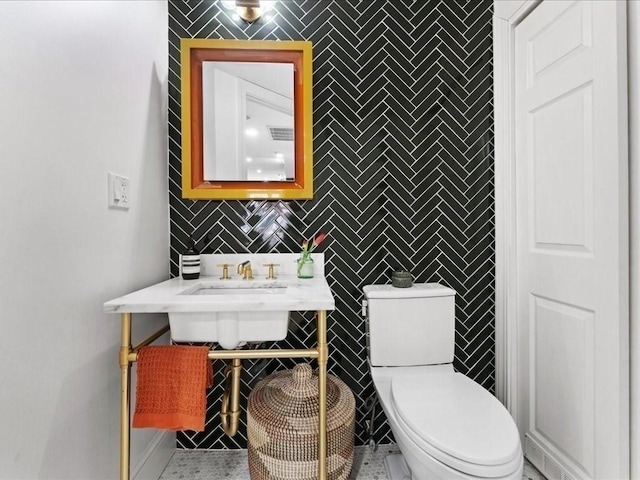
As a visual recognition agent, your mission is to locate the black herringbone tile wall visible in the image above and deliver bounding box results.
[169,0,494,449]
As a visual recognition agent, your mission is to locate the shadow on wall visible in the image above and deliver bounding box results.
[38,312,170,479]
[38,345,119,478]
[126,64,171,283]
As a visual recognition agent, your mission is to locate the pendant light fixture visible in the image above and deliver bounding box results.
[220,0,276,23]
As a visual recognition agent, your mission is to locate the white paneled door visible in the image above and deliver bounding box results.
[515,1,629,478]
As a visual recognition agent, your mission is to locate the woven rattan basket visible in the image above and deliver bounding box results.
[247,363,355,480]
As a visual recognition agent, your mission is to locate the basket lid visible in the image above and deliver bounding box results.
[281,363,317,398]
[248,363,354,432]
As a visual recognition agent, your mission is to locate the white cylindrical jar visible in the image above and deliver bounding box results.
[181,236,200,280]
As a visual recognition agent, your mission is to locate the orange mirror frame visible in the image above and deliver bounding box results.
[180,39,313,200]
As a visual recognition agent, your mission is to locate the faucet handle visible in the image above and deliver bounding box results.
[263,263,280,280]
[216,263,233,280]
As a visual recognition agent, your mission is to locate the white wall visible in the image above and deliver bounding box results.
[0,1,171,479]
[630,1,640,477]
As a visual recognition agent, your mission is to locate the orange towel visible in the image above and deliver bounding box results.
[132,345,213,431]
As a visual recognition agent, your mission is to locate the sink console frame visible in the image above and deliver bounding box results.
[117,310,330,480]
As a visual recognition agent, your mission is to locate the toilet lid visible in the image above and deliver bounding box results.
[391,371,521,472]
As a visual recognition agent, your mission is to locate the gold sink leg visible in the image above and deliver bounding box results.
[317,310,328,480]
[119,312,132,480]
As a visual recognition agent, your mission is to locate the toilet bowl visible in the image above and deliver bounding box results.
[364,284,523,480]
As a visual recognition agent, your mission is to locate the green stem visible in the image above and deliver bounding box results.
[297,252,311,274]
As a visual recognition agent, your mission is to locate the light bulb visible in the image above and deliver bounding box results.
[261,1,276,13]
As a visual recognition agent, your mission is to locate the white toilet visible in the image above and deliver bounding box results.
[364,283,523,480]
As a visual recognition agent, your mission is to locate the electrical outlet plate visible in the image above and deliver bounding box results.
[108,172,130,209]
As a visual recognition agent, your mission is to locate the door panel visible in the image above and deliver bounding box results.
[532,294,595,473]
[529,83,593,253]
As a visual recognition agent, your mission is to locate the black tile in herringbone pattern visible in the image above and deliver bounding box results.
[168,0,494,449]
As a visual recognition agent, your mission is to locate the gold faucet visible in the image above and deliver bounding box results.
[237,261,253,280]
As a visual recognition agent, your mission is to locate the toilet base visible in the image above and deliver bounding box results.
[384,453,412,480]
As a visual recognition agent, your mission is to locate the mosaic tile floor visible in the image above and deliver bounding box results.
[159,445,546,480]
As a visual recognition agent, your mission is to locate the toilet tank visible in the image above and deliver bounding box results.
[364,283,456,367]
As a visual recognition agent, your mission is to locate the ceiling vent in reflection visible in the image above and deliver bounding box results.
[268,126,294,141]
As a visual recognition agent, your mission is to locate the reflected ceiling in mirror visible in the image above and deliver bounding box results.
[202,61,294,182]
[181,39,313,200]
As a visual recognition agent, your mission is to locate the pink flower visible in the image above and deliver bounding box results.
[298,232,328,274]
[312,233,327,248]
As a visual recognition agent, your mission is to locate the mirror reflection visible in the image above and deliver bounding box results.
[202,61,295,182]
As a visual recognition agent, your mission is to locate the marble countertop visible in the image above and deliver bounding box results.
[103,253,335,314]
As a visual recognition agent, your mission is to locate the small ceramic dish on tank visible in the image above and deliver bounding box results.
[391,270,413,288]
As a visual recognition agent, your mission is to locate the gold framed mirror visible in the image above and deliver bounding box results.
[180,39,313,200]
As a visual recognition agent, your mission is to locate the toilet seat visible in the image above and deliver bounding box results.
[390,371,522,478]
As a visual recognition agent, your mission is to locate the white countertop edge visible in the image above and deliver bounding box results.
[103,273,335,314]
[104,301,336,314]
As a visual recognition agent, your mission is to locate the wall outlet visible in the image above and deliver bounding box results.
[108,172,131,209]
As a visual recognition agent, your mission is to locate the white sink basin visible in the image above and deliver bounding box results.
[187,287,287,296]
[169,282,290,349]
